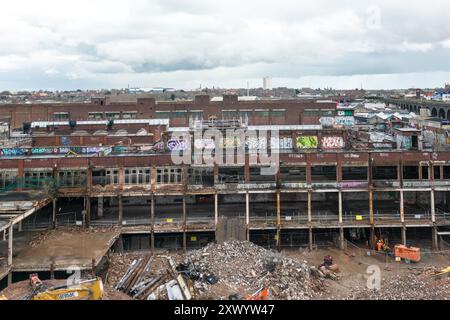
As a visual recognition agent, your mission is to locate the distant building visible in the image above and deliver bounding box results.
[263,77,272,90]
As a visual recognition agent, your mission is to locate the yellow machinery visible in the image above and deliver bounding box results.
[30,278,104,300]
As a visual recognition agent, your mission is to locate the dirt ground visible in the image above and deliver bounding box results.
[12,227,120,271]
[285,246,450,300]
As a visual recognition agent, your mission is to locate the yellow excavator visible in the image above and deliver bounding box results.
[1,274,104,300]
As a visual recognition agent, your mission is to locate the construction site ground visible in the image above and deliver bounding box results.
[11,227,120,271]
[106,243,450,300]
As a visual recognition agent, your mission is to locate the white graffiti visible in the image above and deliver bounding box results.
[321,136,344,149]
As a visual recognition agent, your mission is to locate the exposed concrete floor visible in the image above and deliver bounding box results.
[11,228,119,271]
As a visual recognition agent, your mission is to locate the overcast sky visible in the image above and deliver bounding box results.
[1,0,450,91]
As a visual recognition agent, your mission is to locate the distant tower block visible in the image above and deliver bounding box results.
[263,77,272,90]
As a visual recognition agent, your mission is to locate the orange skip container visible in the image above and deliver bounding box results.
[394,245,421,262]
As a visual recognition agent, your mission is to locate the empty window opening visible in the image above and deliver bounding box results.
[421,166,429,180]
[403,166,419,180]
[372,166,397,180]
[311,166,337,182]
[342,166,367,181]
[279,166,306,182]
[218,167,245,184]
[188,168,214,186]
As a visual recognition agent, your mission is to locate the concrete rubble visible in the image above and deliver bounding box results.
[184,241,327,300]
[348,268,450,300]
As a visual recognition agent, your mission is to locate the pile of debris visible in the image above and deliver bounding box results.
[181,241,327,300]
[348,270,450,300]
[114,254,171,300]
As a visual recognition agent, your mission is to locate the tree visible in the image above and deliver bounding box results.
[170,93,176,101]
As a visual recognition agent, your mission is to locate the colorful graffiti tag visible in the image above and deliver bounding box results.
[296,136,318,149]
[167,139,188,151]
[246,137,267,150]
[270,137,293,150]
[321,136,344,149]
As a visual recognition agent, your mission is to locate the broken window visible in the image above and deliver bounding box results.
[421,166,429,180]
[444,166,450,179]
[188,167,214,186]
[105,169,119,185]
[249,167,275,183]
[403,166,419,180]
[58,170,87,187]
[372,166,397,180]
[53,112,70,121]
[24,170,53,188]
[342,166,368,181]
[219,167,245,184]
[434,166,441,180]
[125,167,151,185]
[122,112,137,119]
[88,112,103,120]
[157,167,182,184]
[0,170,18,190]
[106,112,121,119]
[279,166,306,182]
[311,166,337,182]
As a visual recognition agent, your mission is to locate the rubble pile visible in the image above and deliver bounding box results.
[349,271,450,300]
[184,241,326,300]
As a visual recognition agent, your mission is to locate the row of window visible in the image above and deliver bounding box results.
[153,109,288,120]
[53,112,138,121]
[3,166,450,190]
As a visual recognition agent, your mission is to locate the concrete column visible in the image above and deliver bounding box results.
[369,227,375,249]
[85,196,91,228]
[307,190,312,223]
[432,226,439,251]
[338,191,343,224]
[214,193,218,226]
[52,198,57,229]
[401,226,407,246]
[183,195,187,253]
[245,192,250,241]
[339,227,345,250]
[151,194,155,253]
[118,195,123,226]
[8,225,13,266]
[369,190,374,225]
[245,192,250,225]
[430,189,436,223]
[308,227,313,251]
[400,190,405,223]
[98,196,104,218]
[276,191,281,226]
[18,221,22,232]
[2,230,5,241]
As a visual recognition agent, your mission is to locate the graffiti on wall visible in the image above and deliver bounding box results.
[194,139,215,150]
[396,135,412,150]
[31,147,55,154]
[296,136,318,149]
[319,117,335,127]
[321,136,344,149]
[270,137,293,149]
[221,137,241,149]
[167,139,188,151]
[1,148,25,156]
[335,116,355,127]
[246,137,267,150]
